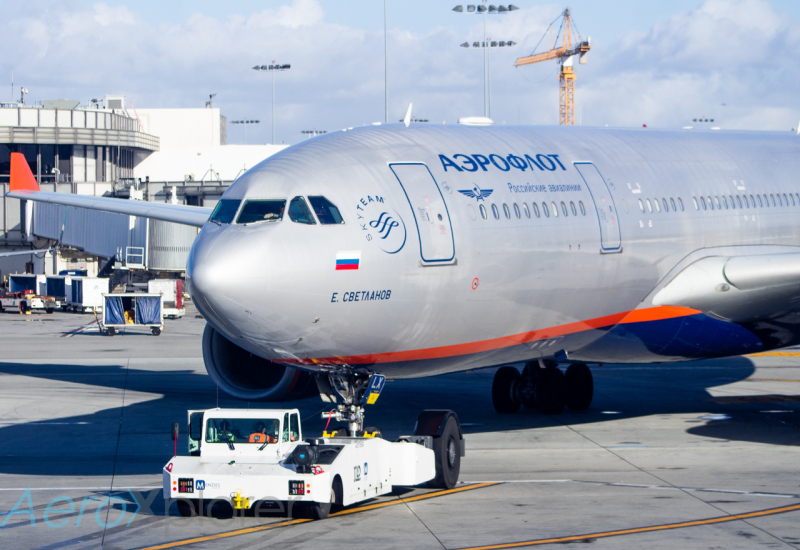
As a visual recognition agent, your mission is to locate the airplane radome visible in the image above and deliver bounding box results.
[9,123,800,418]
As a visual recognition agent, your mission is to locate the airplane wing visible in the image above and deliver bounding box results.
[5,153,212,228]
[652,252,800,323]
[0,248,53,258]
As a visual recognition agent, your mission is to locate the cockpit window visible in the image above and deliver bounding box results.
[236,200,286,224]
[308,196,344,224]
[288,196,316,225]
[210,199,241,224]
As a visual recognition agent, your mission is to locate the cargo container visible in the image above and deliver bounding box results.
[101,293,164,336]
[67,277,109,313]
[147,279,185,319]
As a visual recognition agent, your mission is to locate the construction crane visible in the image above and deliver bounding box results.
[514,9,590,125]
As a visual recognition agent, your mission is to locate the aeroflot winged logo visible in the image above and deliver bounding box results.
[356,195,407,254]
[458,185,493,201]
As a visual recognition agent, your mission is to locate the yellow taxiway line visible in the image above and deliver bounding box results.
[454,502,800,549]
[134,483,498,550]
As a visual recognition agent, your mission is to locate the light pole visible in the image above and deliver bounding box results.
[453,3,518,118]
[252,63,291,145]
[231,119,260,144]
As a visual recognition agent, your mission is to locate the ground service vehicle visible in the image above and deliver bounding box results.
[163,406,463,519]
[0,289,56,314]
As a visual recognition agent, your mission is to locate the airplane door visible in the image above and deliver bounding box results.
[574,162,622,252]
[390,163,455,263]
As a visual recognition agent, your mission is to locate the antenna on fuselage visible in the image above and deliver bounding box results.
[404,103,413,127]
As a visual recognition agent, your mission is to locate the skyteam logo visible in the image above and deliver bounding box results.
[356,195,407,254]
[458,185,493,201]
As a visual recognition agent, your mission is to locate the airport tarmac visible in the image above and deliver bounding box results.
[0,302,799,549]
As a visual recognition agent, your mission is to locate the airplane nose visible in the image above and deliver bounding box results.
[187,225,245,327]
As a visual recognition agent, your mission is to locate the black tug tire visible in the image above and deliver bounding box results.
[520,364,538,410]
[492,366,522,414]
[304,486,334,520]
[45,308,54,314]
[536,368,566,414]
[429,415,461,489]
[20,303,27,314]
[565,363,594,411]
[152,327,162,336]
[176,499,200,517]
[107,327,116,336]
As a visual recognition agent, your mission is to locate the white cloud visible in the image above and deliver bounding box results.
[0,0,797,142]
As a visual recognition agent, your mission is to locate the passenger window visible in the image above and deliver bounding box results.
[795,193,799,205]
[236,200,286,224]
[288,196,316,225]
[700,197,707,210]
[693,197,699,210]
[777,194,783,207]
[533,203,541,218]
[570,201,577,216]
[479,204,488,220]
[513,203,521,218]
[707,196,713,210]
[654,198,660,212]
[729,195,735,208]
[491,204,500,219]
[721,196,728,209]
[791,194,796,206]
[670,198,676,211]
[579,201,586,215]
[646,199,653,212]
[561,201,568,216]
[783,193,789,206]
[662,198,669,212]
[757,195,763,207]
[678,197,684,211]
[743,195,749,208]
[551,202,558,217]
[522,203,530,218]
[714,196,720,209]
[771,194,776,206]
[503,204,511,219]
[750,194,756,207]
[210,199,241,224]
[638,199,645,213]
[308,196,344,224]
[736,196,742,209]
[542,202,550,217]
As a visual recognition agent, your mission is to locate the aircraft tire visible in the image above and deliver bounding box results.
[520,364,538,410]
[430,415,461,489]
[565,363,593,411]
[535,368,566,414]
[492,366,522,414]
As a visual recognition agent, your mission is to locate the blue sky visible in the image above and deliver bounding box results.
[4,1,800,144]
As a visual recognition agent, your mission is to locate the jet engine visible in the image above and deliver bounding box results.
[202,324,317,401]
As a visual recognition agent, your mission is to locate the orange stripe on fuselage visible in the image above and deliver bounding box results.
[296,305,702,366]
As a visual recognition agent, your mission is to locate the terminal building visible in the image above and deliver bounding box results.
[0,95,285,286]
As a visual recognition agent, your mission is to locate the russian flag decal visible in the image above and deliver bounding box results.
[336,251,361,271]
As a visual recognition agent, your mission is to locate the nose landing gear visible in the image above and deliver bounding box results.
[492,360,593,414]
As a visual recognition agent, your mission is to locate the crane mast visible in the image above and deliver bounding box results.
[514,9,590,125]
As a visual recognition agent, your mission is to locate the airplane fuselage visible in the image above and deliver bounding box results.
[187,124,800,378]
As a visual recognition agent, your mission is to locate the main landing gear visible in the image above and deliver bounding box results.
[492,360,593,414]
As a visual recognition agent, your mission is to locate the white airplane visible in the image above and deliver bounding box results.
[8,123,800,431]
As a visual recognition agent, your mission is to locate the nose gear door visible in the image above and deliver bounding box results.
[390,163,455,264]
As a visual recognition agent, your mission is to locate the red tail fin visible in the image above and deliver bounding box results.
[10,152,40,192]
